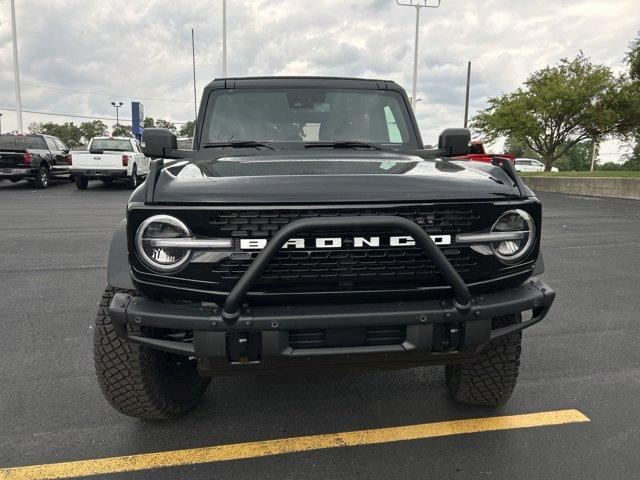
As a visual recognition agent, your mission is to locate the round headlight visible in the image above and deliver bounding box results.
[490,209,536,263]
[136,215,192,272]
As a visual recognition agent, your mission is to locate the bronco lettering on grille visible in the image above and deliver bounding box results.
[240,235,451,250]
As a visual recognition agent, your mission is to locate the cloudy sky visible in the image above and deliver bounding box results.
[0,0,638,159]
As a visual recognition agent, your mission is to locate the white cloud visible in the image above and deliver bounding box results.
[0,0,637,160]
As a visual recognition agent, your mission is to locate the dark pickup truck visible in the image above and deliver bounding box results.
[94,76,555,420]
[0,134,71,188]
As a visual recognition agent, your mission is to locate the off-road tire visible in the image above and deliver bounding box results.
[34,165,50,189]
[445,314,522,407]
[93,286,210,419]
[75,176,89,189]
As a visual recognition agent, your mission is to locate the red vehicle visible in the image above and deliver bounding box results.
[457,141,515,164]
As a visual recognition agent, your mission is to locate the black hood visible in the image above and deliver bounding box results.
[143,151,523,204]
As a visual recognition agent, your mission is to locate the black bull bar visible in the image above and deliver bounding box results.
[222,216,472,322]
[109,216,554,359]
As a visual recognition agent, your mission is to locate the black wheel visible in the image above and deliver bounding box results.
[445,314,522,407]
[75,176,89,189]
[128,165,138,189]
[101,178,114,185]
[93,286,210,419]
[34,166,50,189]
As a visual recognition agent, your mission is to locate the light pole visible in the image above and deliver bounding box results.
[192,28,198,120]
[10,0,23,133]
[0,113,3,134]
[463,60,471,128]
[590,139,598,172]
[396,0,442,111]
[222,0,227,77]
[111,101,123,125]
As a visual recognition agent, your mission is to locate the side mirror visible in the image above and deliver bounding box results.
[142,128,177,158]
[438,128,471,156]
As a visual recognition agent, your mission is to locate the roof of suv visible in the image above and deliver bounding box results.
[205,76,400,90]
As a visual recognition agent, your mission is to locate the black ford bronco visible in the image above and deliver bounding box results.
[94,77,554,419]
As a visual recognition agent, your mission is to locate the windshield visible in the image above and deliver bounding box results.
[90,139,132,151]
[200,88,418,149]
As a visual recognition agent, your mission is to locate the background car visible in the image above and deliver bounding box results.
[0,133,71,188]
[70,137,149,189]
[462,140,516,164]
[515,158,559,172]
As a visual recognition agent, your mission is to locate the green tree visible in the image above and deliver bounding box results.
[625,32,640,81]
[503,137,539,159]
[112,124,132,137]
[598,162,627,171]
[472,53,637,171]
[623,140,640,170]
[28,121,83,148]
[555,141,597,171]
[79,120,108,144]
[179,121,195,138]
[623,33,640,169]
[155,119,177,132]
[143,117,156,128]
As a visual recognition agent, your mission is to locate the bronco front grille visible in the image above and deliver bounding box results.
[202,205,483,290]
[213,248,476,286]
[207,205,481,238]
[129,202,537,296]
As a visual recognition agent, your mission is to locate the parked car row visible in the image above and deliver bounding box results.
[0,134,149,189]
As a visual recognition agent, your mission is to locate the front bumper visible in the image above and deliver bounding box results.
[108,278,554,374]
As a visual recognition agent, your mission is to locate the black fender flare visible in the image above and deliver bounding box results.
[107,219,135,290]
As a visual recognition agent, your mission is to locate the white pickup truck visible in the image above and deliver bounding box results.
[70,137,149,189]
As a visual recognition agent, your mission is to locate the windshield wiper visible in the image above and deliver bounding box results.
[304,141,384,151]
[202,141,276,150]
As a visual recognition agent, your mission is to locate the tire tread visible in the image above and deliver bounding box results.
[93,286,209,419]
[445,314,522,407]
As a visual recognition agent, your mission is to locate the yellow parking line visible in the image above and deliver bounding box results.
[0,409,589,480]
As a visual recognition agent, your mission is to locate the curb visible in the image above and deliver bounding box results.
[523,177,640,200]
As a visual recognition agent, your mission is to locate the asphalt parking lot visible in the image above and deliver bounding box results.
[1,178,639,479]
